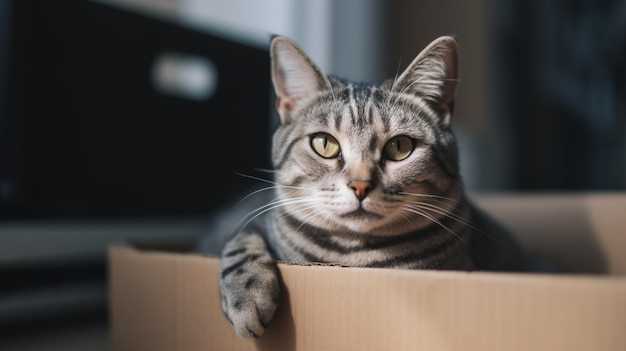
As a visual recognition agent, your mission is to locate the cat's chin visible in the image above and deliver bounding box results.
[335,209,437,236]
[337,208,388,234]
[341,208,383,220]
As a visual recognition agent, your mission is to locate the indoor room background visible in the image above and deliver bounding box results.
[1,0,624,349]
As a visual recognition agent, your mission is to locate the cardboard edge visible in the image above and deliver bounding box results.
[109,243,626,351]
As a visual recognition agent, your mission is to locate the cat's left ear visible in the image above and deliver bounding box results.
[393,36,459,127]
[270,36,330,123]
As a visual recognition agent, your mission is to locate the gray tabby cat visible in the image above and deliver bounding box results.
[203,35,525,339]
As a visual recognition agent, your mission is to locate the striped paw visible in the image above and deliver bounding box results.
[219,232,281,338]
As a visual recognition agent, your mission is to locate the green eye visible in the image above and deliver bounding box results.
[311,133,340,158]
[383,136,414,161]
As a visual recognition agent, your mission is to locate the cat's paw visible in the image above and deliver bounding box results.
[219,232,281,338]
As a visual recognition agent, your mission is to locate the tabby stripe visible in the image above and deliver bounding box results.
[362,214,464,250]
[368,134,378,153]
[372,88,385,105]
[347,103,356,126]
[223,248,246,257]
[395,94,438,122]
[371,92,386,113]
[316,109,328,126]
[273,133,300,169]
[429,144,457,178]
[221,254,261,278]
[413,178,444,194]
[366,99,374,125]
[374,218,472,269]
[293,245,326,262]
[348,84,358,125]
[334,111,343,130]
[380,106,390,133]
[279,229,324,262]
[366,237,464,268]
[355,88,367,128]
[281,207,463,254]
[283,216,469,267]
[268,217,323,262]
[288,175,307,188]
[356,107,365,128]
[338,86,351,103]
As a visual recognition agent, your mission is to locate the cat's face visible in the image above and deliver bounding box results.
[270,36,462,236]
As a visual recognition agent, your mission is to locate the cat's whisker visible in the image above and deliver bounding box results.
[235,172,319,192]
[397,191,458,201]
[235,196,323,232]
[285,203,328,232]
[401,196,505,244]
[236,186,279,207]
[395,210,419,233]
[233,176,323,209]
[274,197,322,219]
[406,201,507,248]
[403,206,471,250]
[237,183,326,209]
[251,167,276,174]
[234,171,271,182]
[233,172,280,186]
[250,195,322,218]
[398,191,466,208]
[405,201,473,227]
[275,197,345,235]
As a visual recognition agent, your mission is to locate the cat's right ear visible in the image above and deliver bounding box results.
[270,36,329,123]
[392,36,459,127]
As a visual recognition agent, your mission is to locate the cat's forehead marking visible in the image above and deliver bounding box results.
[347,84,359,126]
[335,83,379,129]
[332,85,385,162]
[311,81,435,151]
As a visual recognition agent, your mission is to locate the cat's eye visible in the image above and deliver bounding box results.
[383,136,414,161]
[311,133,340,158]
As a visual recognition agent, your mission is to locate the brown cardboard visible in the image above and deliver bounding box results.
[109,193,626,351]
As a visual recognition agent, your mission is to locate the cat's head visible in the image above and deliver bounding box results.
[269,35,463,236]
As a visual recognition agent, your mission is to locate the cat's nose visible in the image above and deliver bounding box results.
[348,180,375,200]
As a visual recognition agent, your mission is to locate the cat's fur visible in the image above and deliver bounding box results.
[198,35,526,338]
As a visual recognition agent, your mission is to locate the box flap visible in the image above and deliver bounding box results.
[473,193,626,274]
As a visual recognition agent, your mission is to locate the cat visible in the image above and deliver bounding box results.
[197,34,526,339]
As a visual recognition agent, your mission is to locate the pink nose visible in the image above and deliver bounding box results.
[348,180,374,200]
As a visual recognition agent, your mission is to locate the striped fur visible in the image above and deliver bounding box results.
[214,35,524,339]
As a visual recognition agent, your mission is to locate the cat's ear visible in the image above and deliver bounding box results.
[393,36,459,127]
[270,36,330,123]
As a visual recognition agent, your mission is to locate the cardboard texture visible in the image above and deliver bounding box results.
[109,193,626,351]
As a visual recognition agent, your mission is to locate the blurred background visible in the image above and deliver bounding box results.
[0,0,624,349]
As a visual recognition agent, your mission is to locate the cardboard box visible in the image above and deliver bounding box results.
[109,193,626,351]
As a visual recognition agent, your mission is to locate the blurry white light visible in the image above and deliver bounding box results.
[151,51,218,101]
